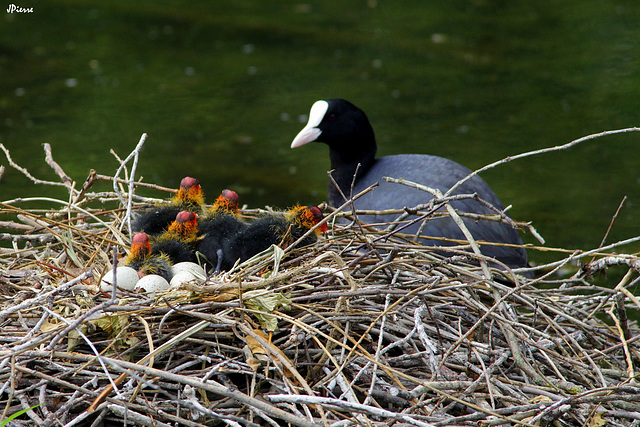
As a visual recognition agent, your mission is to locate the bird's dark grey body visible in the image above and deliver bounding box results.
[292,98,529,271]
[339,154,527,269]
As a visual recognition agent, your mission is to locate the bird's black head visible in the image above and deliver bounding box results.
[291,99,377,159]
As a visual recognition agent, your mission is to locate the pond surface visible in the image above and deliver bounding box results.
[1,1,640,266]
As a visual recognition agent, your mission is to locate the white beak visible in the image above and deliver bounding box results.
[290,100,329,148]
[291,126,321,148]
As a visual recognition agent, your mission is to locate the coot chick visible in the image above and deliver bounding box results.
[151,211,199,263]
[291,99,528,271]
[123,233,173,281]
[223,205,326,270]
[201,189,240,219]
[132,176,205,236]
[200,190,245,240]
[197,189,248,273]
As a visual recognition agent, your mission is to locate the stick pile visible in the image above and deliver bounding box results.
[2,139,640,426]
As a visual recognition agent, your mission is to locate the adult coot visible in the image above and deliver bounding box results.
[291,99,528,271]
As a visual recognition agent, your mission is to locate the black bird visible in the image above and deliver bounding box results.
[151,210,199,263]
[199,189,244,234]
[132,176,205,236]
[222,205,326,271]
[291,99,528,272]
[196,189,247,273]
[123,233,173,282]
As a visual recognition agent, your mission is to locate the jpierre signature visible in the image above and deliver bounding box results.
[7,4,34,13]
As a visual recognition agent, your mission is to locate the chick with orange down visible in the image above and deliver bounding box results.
[123,232,173,281]
[201,189,241,219]
[222,205,326,270]
[151,210,200,263]
[132,176,205,236]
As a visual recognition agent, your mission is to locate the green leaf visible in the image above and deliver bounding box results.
[1,404,41,426]
[244,290,291,332]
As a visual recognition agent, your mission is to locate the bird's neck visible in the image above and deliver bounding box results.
[327,147,376,206]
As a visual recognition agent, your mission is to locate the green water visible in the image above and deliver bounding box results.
[1,1,640,266]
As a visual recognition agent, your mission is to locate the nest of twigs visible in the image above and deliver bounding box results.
[3,138,640,427]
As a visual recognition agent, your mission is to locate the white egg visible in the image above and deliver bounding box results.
[134,274,170,295]
[170,270,202,287]
[100,266,139,292]
[171,262,205,278]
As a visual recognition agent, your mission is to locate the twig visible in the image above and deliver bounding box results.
[86,319,213,412]
[446,127,640,196]
[362,293,390,406]
[0,143,70,189]
[608,294,634,380]
[112,133,147,234]
[73,169,97,204]
[0,271,93,321]
[40,306,123,399]
[94,173,176,193]
[384,176,492,279]
[268,394,434,427]
[43,143,76,196]
[286,181,379,254]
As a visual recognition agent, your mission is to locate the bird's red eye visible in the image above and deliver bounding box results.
[328,113,336,121]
